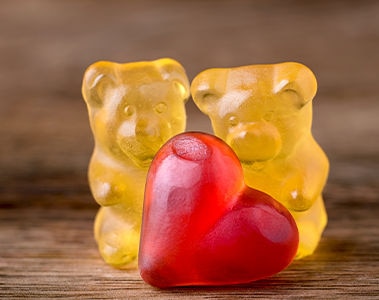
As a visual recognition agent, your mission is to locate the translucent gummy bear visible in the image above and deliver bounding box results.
[82,58,189,268]
[191,62,329,258]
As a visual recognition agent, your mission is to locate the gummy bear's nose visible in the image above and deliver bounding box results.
[136,118,159,139]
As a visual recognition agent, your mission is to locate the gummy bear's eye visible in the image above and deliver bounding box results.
[155,102,167,114]
[124,105,135,117]
[228,116,238,127]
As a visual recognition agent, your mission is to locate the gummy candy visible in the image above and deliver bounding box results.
[191,62,329,258]
[81,58,190,268]
[139,132,299,288]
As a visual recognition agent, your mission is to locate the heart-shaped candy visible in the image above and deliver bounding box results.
[139,132,299,288]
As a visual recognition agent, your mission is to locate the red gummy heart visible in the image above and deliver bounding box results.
[139,132,299,288]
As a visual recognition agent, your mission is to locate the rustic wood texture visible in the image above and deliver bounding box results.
[1,0,378,298]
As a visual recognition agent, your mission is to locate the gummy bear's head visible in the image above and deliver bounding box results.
[82,58,189,168]
[191,62,317,164]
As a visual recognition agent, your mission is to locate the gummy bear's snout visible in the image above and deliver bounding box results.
[226,121,282,163]
[135,117,160,141]
[116,117,167,167]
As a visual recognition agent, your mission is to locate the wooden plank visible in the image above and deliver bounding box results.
[1,180,378,298]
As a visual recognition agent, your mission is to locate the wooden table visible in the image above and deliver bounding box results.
[1,1,378,298]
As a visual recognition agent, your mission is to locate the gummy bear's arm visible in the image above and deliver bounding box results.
[88,149,146,208]
[283,138,329,212]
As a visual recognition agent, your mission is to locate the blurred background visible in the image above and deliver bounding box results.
[0,0,378,204]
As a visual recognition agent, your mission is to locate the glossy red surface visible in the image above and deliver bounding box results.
[139,132,299,288]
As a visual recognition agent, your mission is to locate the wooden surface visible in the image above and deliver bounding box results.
[1,0,378,298]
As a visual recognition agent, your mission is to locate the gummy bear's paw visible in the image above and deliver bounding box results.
[291,196,327,259]
[295,222,322,259]
[97,230,140,269]
[94,207,140,269]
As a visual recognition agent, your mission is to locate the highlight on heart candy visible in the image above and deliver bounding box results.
[138,132,299,288]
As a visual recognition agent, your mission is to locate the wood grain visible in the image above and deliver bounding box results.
[1,0,378,298]
[1,181,378,298]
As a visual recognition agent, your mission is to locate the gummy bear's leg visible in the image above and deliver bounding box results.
[290,196,327,259]
[94,206,140,269]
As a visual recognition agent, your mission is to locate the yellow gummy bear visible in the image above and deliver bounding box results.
[82,58,190,268]
[191,62,329,258]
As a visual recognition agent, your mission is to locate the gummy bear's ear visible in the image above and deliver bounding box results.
[191,68,228,114]
[81,61,117,108]
[155,58,190,101]
[273,62,318,108]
